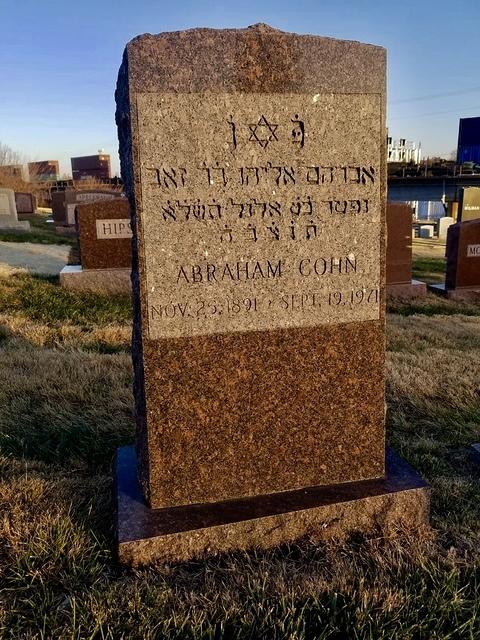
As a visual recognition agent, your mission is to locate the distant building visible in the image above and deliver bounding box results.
[71,154,111,180]
[387,137,422,163]
[457,117,480,164]
[0,164,27,181]
[28,160,59,182]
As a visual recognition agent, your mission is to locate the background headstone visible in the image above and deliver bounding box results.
[76,198,132,269]
[445,219,480,290]
[459,187,480,222]
[419,225,434,239]
[15,192,37,215]
[52,189,123,226]
[59,198,131,293]
[438,216,454,239]
[115,25,428,564]
[0,187,30,230]
[386,202,426,298]
[386,202,412,285]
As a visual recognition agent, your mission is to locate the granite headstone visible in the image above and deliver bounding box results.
[445,219,480,290]
[59,198,131,292]
[386,202,426,298]
[52,189,122,226]
[15,192,37,215]
[459,187,480,222]
[115,25,429,565]
[429,218,480,300]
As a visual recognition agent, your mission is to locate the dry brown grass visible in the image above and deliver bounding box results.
[388,313,480,353]
[387,314,480,410]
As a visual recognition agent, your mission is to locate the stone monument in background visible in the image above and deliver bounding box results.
[115,24,429,566]
[60,198,132,293]
[0,187,30,231]
[429,218,480,301]
[52,189,122,228]
[15,191,37,216]
[386,202,426,299]
[459,187,480,222]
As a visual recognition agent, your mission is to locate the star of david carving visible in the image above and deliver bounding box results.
[248,115,279,149]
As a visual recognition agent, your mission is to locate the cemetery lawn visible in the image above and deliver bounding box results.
[412,256,446,284]
[0,212,76,246]
[1,271,480,639]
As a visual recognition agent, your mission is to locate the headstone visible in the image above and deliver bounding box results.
[429,218,480,300]
[0,187,30,231]
[15,192,37,215]
[59,199,131,293]
[386,202,426,298]
[419,225,433,239]
[52,189,123,226]
[438,216,454,239]
[459,187,480,222]
[51,190,74,225]
[115,25,429,565]
[446,219,480,290]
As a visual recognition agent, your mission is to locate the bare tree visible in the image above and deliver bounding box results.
[0,141,29,190]
[0,141,23,166]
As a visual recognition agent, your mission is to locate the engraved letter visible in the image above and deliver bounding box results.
[227,115,237,150]
[291,114,305,148]
[161,200,176,221]
[361,166,375,184]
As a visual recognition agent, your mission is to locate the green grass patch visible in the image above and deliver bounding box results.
[412,257,446,274]
[412,256,446,284]
[0,272,131,326]
[0,213,76,245]
[0,230,75,245]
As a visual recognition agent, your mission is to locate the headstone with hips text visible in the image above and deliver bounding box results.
[59,198,131,293]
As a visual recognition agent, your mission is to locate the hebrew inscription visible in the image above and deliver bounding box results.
[136,93,382,339]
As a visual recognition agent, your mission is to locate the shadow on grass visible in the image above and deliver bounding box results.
[387,295,480,317]
[0,345,134,470]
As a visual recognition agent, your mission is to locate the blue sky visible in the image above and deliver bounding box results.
[1,0,479,176]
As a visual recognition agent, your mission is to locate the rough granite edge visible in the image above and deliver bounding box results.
[125,23,386,53]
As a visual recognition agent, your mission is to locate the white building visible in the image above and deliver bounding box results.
[387,137,422,163]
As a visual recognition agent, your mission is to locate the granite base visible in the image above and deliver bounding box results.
[115,446,430,566]
[0,220,30,231]
[60,265,131,294]
[387,279,427,300]
[428,283,480,302]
